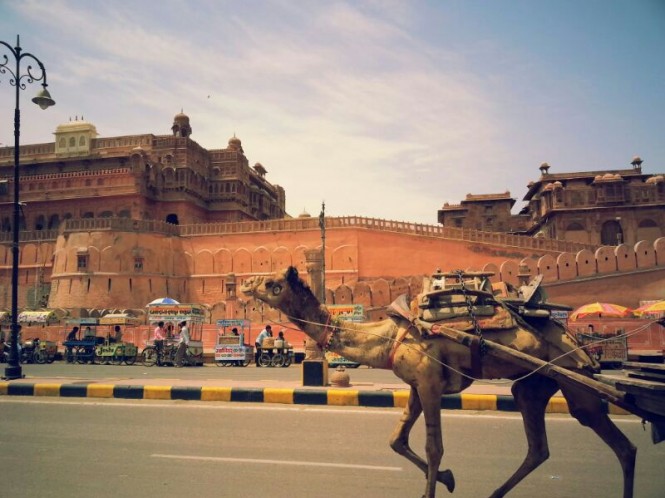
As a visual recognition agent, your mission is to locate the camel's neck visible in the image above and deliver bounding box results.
[282,291,331,346]
[278,285,398,369]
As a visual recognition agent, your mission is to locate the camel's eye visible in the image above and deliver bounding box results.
[272,284,282,296]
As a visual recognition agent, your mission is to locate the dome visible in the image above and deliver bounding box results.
[174,111,190,124]
[298,209,311,218]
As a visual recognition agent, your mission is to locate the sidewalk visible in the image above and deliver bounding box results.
[0,372,596,415]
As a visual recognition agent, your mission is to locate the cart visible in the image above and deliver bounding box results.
[96,314,140,365]
[145,304,205,366]
[256,336,294,368]
[62,318,104,363]
[214,319,253,367]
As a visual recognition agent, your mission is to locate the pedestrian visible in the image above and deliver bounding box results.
[174,320,190,367]
[254,324,272,366]
[153,321,166,356]
[66,326,80,341]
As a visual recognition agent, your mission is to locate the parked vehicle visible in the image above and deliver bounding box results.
[62,318,103,363]
[215,319,253,367]
[141,340,198,367]
[20,338,57,364]
[144,304,205,366]
[96,314,139,365]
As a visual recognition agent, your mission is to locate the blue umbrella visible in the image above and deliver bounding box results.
[147,297,180,306]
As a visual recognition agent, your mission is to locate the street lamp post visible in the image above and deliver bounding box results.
[1,35,55,380]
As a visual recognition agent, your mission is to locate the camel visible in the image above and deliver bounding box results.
[240,267,637,498]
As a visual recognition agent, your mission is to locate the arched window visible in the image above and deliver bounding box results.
[638,219,657,228]
[59,138,66,148]
[601,220,623,245]
[636,218,661,243]
[69,137,76,147]
[166,214,179,225]
[35,215,46,230]
[48,214,60,229]
[79,136,86,146]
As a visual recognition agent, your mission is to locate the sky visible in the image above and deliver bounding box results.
[1,0,664,224]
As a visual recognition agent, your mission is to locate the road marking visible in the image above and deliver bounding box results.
[151,453,403,472]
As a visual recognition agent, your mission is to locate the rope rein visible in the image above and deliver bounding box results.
[265,314,658,385]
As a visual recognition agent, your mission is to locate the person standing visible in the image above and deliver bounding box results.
[174,320,190,367]
[254,324,272,366]
[153,321,166,358]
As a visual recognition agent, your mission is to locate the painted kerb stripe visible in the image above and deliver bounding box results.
[0,382,616,415]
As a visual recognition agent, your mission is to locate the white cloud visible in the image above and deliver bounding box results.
[2,1,663,224]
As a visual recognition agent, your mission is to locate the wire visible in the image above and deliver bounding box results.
[264,314,660,385]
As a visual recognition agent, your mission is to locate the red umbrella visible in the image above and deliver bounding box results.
[570,302,632,321]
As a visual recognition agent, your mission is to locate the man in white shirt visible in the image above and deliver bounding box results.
[174,321,190,367]
[254,325,272,366]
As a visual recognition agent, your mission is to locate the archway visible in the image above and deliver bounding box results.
[600,220,623,245]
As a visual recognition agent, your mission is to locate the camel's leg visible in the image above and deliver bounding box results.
[418,382,451,498]
[389,387,455,492]
[559,383,636,498]
[489,375,559,498]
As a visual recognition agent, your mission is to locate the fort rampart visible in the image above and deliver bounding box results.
[0,217,663,323]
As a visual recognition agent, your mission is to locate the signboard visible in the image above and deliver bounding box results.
[99,314,140,326]
[550,310,569,321]
[328,304,365,322]
[599,337,628,362]
[578,333,627,364]
[66,317,99,326]
[217,319,249,328]
[217,335,242,346]
[147,304,205,323]
[326,305,363,367]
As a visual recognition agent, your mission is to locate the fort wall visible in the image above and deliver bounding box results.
[0,217,663,324]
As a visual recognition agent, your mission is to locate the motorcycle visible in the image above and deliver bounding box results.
[1,338,57,364]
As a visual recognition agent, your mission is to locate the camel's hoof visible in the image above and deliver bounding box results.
[438,468,455,493]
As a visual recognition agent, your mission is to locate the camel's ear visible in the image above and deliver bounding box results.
[286,266,299,284]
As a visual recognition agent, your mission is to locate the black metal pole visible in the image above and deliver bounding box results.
[5,52,23,379]
[1,36,55,380]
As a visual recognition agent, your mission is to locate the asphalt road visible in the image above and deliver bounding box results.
[15,361,406,384]
[1,397,663,498]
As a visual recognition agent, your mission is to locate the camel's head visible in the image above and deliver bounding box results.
[239,266,310,312]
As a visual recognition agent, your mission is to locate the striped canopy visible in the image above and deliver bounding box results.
[633,301,665,317]
[569,302,632,321]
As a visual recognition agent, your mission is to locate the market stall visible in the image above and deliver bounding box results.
[97,314,140,365]
[214,319,253,367]
[146,304,205,366]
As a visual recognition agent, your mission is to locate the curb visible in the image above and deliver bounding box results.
[0,381,630,415]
